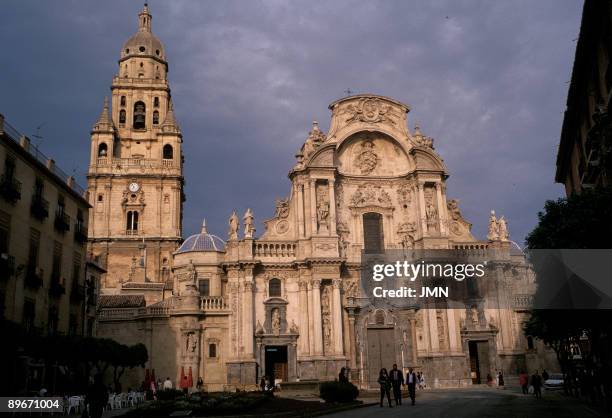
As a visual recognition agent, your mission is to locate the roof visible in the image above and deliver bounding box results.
[176,220,226,253]
[99,295,146,308]
[122,281,165,290]
[328,94,410,111]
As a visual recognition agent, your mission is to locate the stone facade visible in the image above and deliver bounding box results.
[95,5,558,392]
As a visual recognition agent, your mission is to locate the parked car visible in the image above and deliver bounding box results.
[544,373,564,390]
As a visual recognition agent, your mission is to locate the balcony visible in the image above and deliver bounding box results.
[54,209,70,233]
[74,222,88,244]
[30,196,49,220]
[126,229,139,236]
[0,253,15,277]
[0,174,22,203]
[49,275,66,297]
[24,266,44,289]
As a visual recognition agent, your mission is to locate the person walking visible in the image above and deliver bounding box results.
[389,364,404,406]
[498,371,505,389]
[163,377,173,391]
[542,369,549,382]
[377,368,392,408]
[406,368,417,406]
[519,370,529,394]
[196,377,204,392]
[85,374,109,418]
[531,370,542,399]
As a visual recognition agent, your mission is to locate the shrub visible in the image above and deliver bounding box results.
[156,389,184,401]
[319,381,359,403]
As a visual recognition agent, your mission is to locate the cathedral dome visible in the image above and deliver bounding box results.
[120,4,166,61]
[176,220,225,253]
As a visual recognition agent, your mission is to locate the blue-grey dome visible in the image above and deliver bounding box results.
[176,220,225,253]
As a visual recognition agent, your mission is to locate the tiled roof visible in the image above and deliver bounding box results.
[122,281,165,289]
[99,295,146,308]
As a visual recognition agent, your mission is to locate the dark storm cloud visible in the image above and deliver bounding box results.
[0,0,582,245]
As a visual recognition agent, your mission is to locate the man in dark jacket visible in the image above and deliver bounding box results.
[389,364,404,405]
[406,368,417,405]
[85,374,109,418]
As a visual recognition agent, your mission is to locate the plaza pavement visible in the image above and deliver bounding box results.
[326,386,605,418]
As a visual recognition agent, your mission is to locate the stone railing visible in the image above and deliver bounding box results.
[452,243,490,256]
[98,305,171,321]
[201,296,228,311]
[95,157,175,169]
[254,241,297,258]
[513,294,534,310]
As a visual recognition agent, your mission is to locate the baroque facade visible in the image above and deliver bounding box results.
[94,5,557,391]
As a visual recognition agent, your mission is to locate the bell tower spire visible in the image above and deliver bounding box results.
[139,3,152,32]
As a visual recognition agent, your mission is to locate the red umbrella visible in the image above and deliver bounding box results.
[151,369,157,388]
[180,366,188,389]
[188,367,193,388]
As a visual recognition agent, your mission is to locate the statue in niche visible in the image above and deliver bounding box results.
[228,210,239,240]
[316,192,330,232]
[356,140,378,174]
[471,306,479,325]
[323,316,332,349]
[290,320,299,334]
[186,332,197,353]
[243,208,255,238]
[271,308,281,335]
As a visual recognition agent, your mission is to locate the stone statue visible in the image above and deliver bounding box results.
[447,199,462,221]
[243,208,255,238]
[271,308,281,335]
[228,210,239,240]
[186,333,197,353]
[487,210,499,241]
[316,196,329,232]
[498,216,509,241]
[290,320,299,334]
[323,317,332,348]
[426,200,438,221]
[471,306,479,325]
[274,198,290,218]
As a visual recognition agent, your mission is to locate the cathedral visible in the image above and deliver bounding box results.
[91,4,557,391]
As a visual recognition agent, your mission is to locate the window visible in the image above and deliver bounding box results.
[139,46,145,53]
[97,143,108,157]
[269,278,281,297]
[23,299,35,333]
[120,96,126,107]
[34,178,44,198]
[209,343,217,358]
[4,155,16,179]
[0,210,10,255]
[153,111,159,125]
[133,101,146,129]
[154,97,159,107]
[163,144,173,159]
[28,228,40,272]
[198,279,210,296]
[97,194,103,202]
[126,211,139,233]
[363,212,384,254]
[51,241,63,282]
[119,109,126,124]
[72,252,82,283]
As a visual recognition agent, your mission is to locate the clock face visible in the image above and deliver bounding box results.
[128,182,140,192]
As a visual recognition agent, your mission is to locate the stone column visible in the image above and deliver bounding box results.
[297,183,305,238]
[435,182,447,235]
[298,280,310,356]
[242,277,255,359]
[308,282,315,355]
[310,180,318,236]
[331,279,344,355]
[410,317,418,365]
[347,308,357,369]
[428,308,440,352]
[328,179,336,235]
[417,182,427,236]
[311,279,323,355]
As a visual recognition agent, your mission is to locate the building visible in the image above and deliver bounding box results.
[556,0,612,195]
[0,113,92,337]
[94,5,558,391]
[86,2,184,295]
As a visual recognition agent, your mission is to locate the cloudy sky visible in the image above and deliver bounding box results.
[0,1,582,245]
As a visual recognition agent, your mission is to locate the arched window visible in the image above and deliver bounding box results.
[126,211,139,233]
[120,96,126,107]
[133,101,146,129]
[163,144,173,159]
[97,143,107,157]
[269,278,281,297]
[153,110,159,125]
[119,109,126,124]
[363,212,384,254]
[153,97,159,107]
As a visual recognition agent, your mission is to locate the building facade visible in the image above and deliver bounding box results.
[556,0,612,195]
[94,5,558,391]
[0,114,92,337]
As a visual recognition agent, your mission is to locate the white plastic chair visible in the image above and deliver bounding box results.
[66,396,81,415]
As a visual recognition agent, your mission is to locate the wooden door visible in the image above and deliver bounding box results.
[367,328,395,387]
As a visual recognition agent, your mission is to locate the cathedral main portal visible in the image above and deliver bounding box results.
[366,327,396,388]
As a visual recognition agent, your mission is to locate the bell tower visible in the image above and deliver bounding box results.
[87,3,184,289]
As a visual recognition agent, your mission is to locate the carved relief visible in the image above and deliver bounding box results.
[315,243,336,252]
[396,183,412,206]
[424,186,438,233]
[342,279,359,301]
[275,220,289,235]
[397,222,416,249]
[271,308,281,335]
[321,285,333,352]
[337,221,350,258]
[345,98,398,125]
[412,124,434,148]
[274,198,290,219]
[355,140,378,174]
[350,184,392,208]
[436,309,448,350]
[316,183,330,233]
